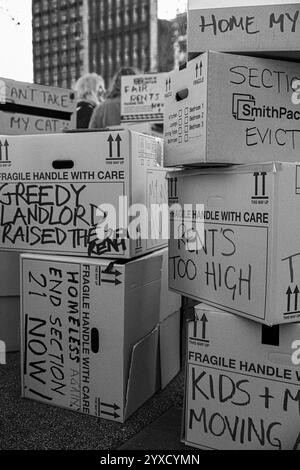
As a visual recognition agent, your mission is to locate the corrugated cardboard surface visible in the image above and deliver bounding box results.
[0,297,20,352]
[0,252,20,352]
[0,130,166,258]
[121,74,166,123]
[0,252,19,296]
[21,252,179,423]
[169,162,300,325]
[188,1,300,58]
[160,311,181,390]
[164,51,300,166]
[183,304,300,450]
[0,77,76,134]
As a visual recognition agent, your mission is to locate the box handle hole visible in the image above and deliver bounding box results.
[52,160,74,170]
[176,89,189,102]
[91,328,100,354]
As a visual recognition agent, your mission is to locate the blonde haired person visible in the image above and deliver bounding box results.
[89,67,138,129]
[74,73,106,129]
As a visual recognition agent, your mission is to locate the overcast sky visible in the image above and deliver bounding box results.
[0,0,187,82]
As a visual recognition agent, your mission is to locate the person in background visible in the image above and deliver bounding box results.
[74,73,106,129]
[89,67,137,129]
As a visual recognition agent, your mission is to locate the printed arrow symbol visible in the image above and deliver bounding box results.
[115,134,122,158]
[294,286,300,312]
[101,410,120,419]
[101,402,120,411]
[200,314,208,340]
[261,172,267,196]
[102,277,122,286]
[107,134,114,159]
[193,321,198,339]
[102,265,122,277]
[286,286,292,312]
[4,140,9,161]
[254,172,259,197]
[103,262,115,275]
[170,178,174,198]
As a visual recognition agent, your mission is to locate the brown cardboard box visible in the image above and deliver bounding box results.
[0,130,167,258]
[183,303,300,450]
[188,0,300,60]
[0,77,76,134]
[169,162,300,326]
[21,250,180,422]
[164,51,300,166]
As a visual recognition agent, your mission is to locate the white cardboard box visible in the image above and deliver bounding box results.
[164,51,300,166]
[188,0,300,59]
[21,252,180,422]
[0,130,167,258]
[0,77,76,134]
[169,162,300,326]
[121,74,166,123]
[183,303,300,450]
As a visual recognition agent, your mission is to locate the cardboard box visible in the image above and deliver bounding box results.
[183,304,300,450]
[0,252,20,296]
[0,297,20,352]
[169,162,300,326]
[164,51,300,167]
[0,130,167,258]
[121,74,166,123]
[188,0,300,59]
[0,77,76,135]
[0,252,20,352]
[21,252,180,422]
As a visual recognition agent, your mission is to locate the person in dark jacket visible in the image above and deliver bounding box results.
[74,73,106,129]
[89,67,137,129]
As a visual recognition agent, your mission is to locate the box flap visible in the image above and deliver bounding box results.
[125,327,159,420]
[160,311,181,390]
[167,162,281,178]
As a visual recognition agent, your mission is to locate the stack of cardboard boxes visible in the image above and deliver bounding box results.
[0,79,77,353]
[164,0,300,450]
[0,83,181,421]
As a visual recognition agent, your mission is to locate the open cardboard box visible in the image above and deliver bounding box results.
[0,77,76,134]
[182,303,300,450]
[188,0,300,60]
[21,249,180,422]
